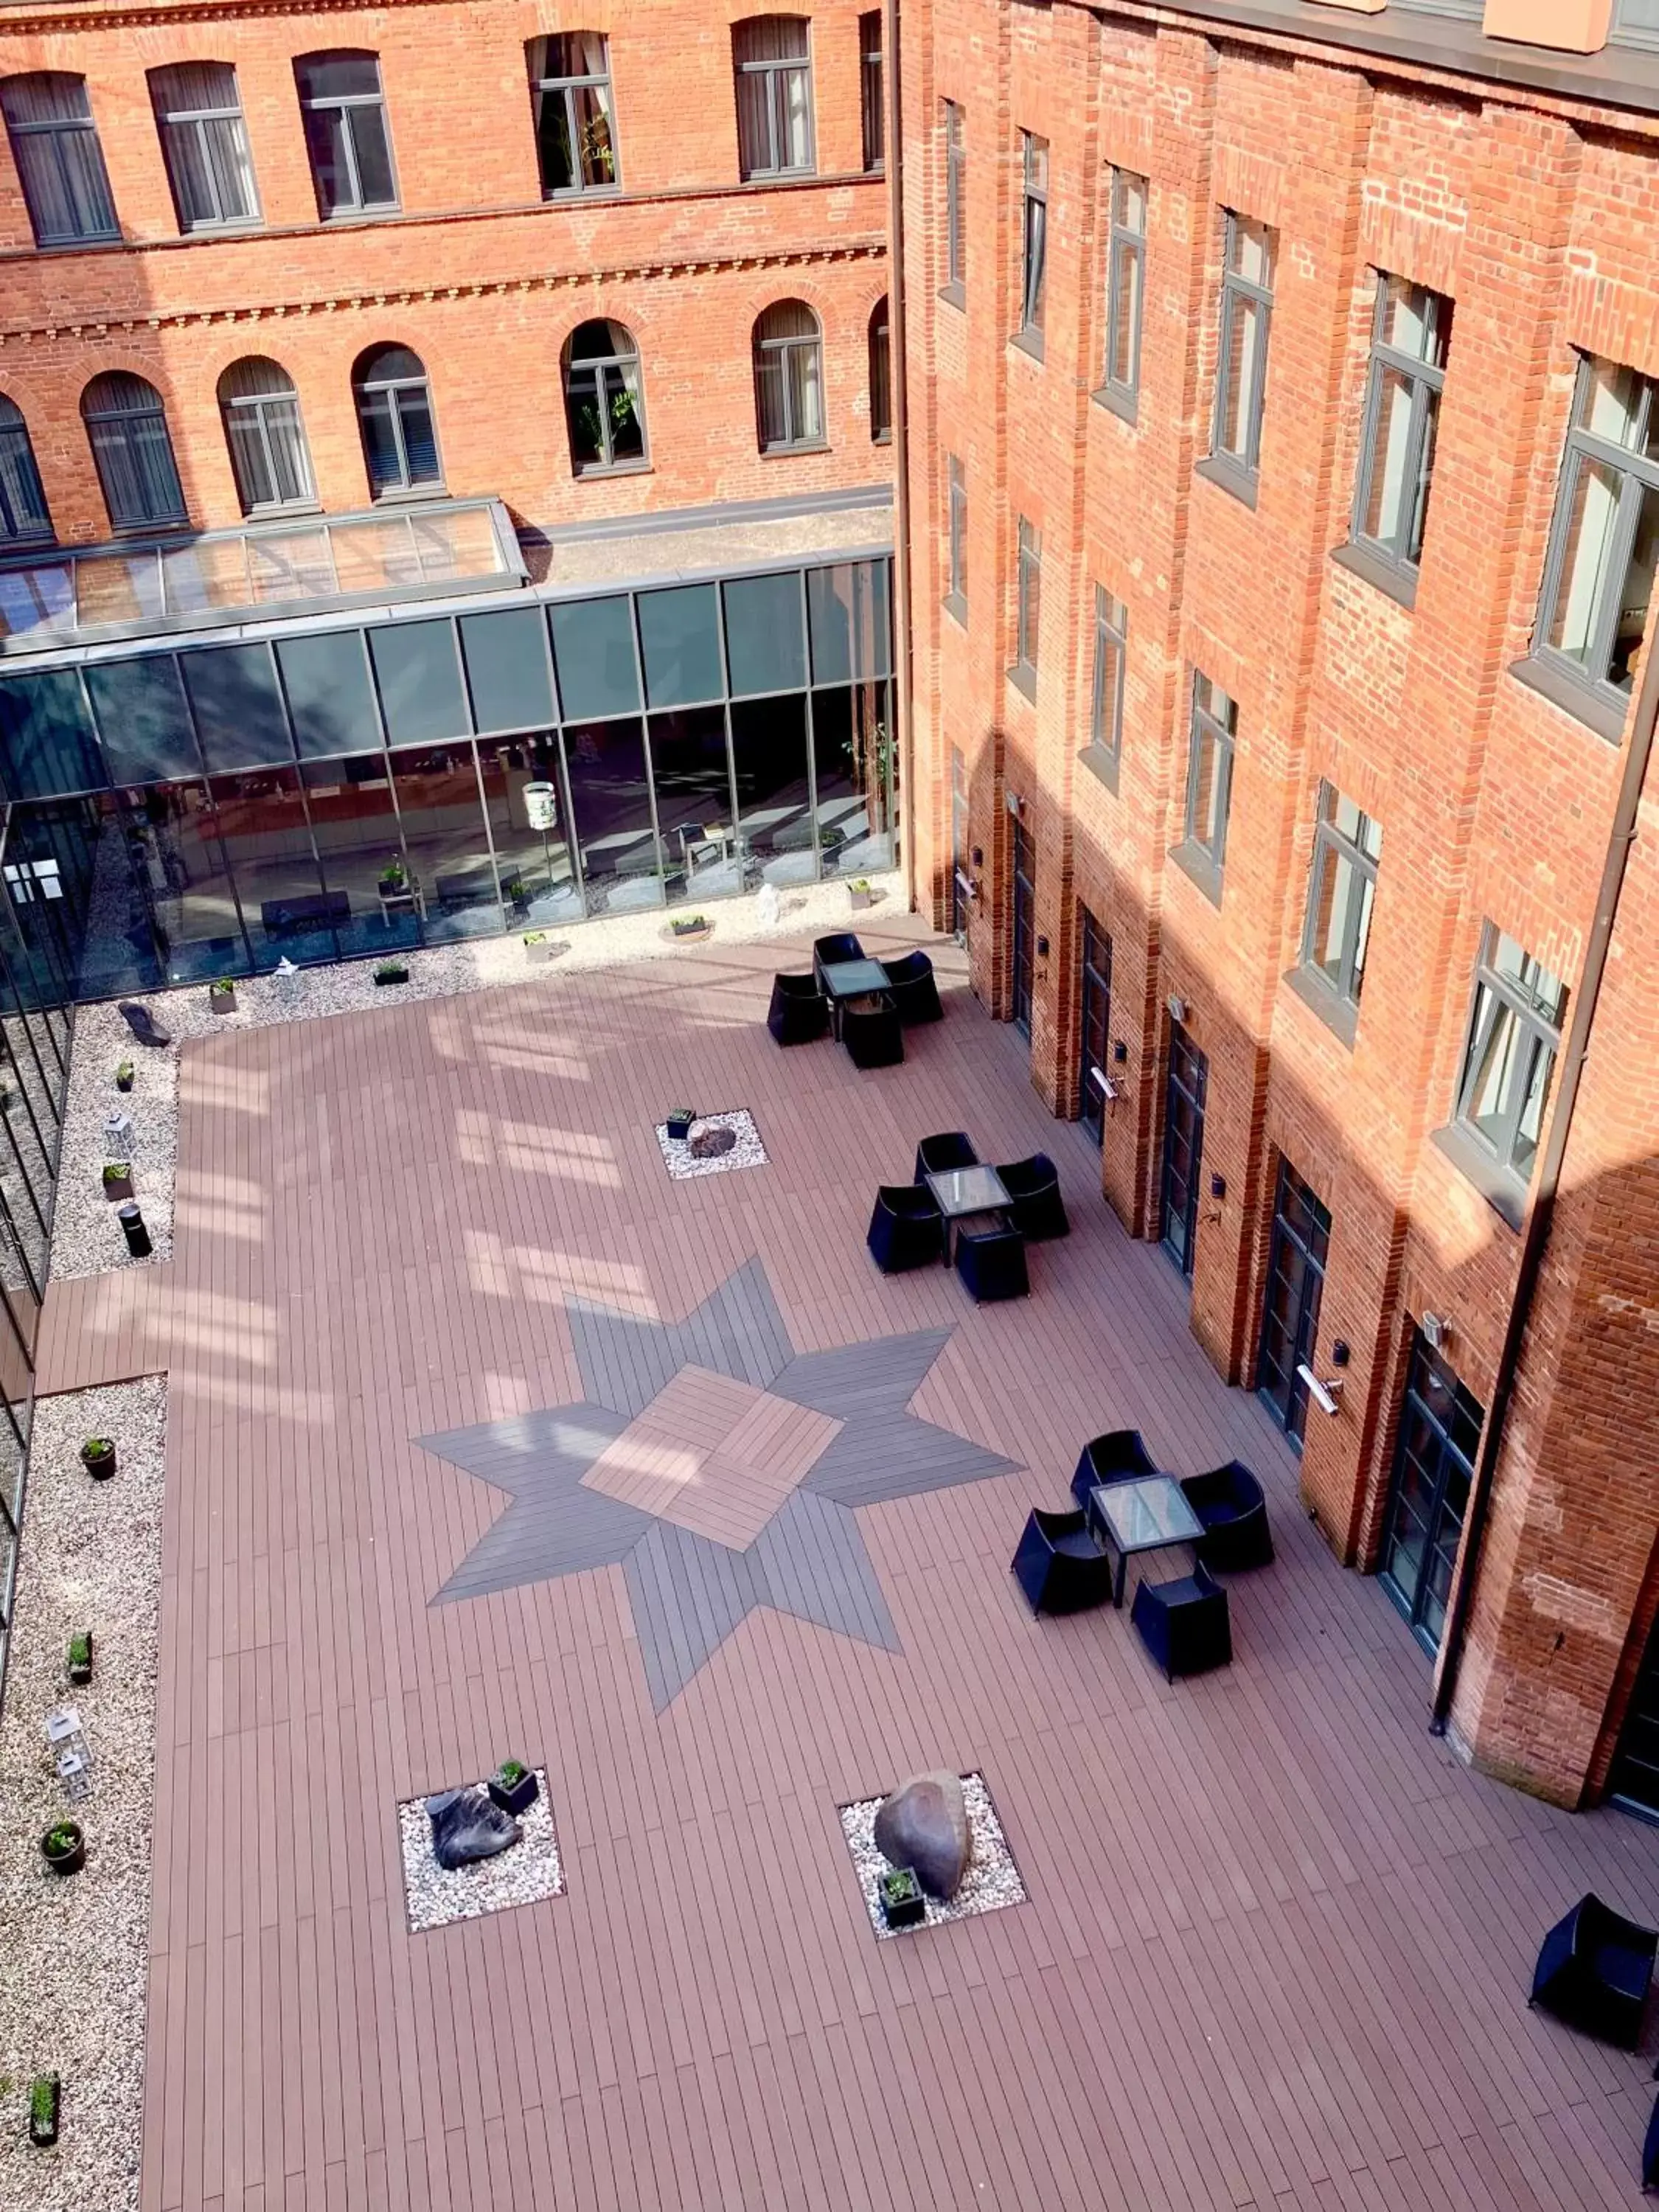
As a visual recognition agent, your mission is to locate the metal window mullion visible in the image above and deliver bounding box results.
[1537,437,1587,653]
[1352,354,1385,548]
[1298,823,1329,969]
[337,102,365,211]
[1402,372,1436,563]
[1246,297,1272,471]
[1214,728,1234,865]
[1212,280,1236,455]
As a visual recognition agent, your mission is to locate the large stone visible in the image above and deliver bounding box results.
[872,1770,972,1900]
[427,1787,521,1871]
[117,1001,172,1049]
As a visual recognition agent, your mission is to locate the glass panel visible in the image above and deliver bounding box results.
[301,754,413,953]
[61,791,166,997]
[76,551,164,627]
[648,706,738,903]
[85,657,201,783]
[1363,365,1416,549]
[1219,293,1265,460]
[125,780,247,981]
[0,670,105,796]
[1581,358,1646,448]
[561,716,660,915]
[810,681,891,874]
[386,740,497,942]
[731,693,813,886]
[723,572,806,695]
[1110,237,1141,388]
[368,619,469,746]
[181,644,293,771]
[349,105,395,206]
[208,764,329,967]
[0,562,74,647]
[807,560,891,684]
[1190,725,1222,847]
[549,594,640,719]
[460,608,554,732]
[1613,482,1659,691]
[1229,215,1274,289]
[276,630,379,757]
[476,733,580,925]
[637,583,722,709]
[1548,453,1624,672]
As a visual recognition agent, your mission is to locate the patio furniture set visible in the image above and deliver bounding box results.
[866,1131,1069,1301]
[1526,1893,1659,2186]
[766,934,942,1068]
[1011,1428,1274,1680]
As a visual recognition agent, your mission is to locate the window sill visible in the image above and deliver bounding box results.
[939,281,966,313]
[1194,453,1259,510]
[738,166,819,187]
[1009,329,1045,365]
[1330,538,1418,612]
[368,484,451,506]
[320,204,402,223]
[574,459,653,481]
[543,183,623,204]
[243,499,324,519]
[1005,661,1037,705]
[32,233,123,254]
[1282,961,1357,1050]
[1092,382,1138,429]
[871,430,891,448]
[758,440,830,459]
[1167,839,1224,908]
[1077,742,1119,796]
[943,591,967,630]
[109,517,190,538]
[181,216,264,239]
[1508,653,1630,746]
[1429,1121,1528,1235]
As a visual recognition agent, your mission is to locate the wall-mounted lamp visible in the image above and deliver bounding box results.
[1036,935,1049,959]
[1208,1173,1226,1202]
[1296,1363,1344,1417]
[1111,1040,1128,1065]
[953,869,978,908]
[1331,1339,1351,1368]
[1006,790,1024,817]
[971,846,984,869]
[1088,1068,1119,1104]
[1422,1312,1450,1352]
[1167,994,1188,1025]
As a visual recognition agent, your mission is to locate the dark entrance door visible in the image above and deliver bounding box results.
[1079,909,1111,1141]
[1256,1159,1331,1450]
[1609,1614,1659,1824]
[1379,1332,1484,1655]
[1011,819,1034,1037]
[1159,1023,1206,1278]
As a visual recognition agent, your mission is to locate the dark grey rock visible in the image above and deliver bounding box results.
[117,1001,173,1049]
[872,1770,972,1900]
[427,1787,521,1870]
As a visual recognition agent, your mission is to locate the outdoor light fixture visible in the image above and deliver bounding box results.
[1208,1173,1225,1201]
[1332,1339,1351,1368]
[1006,790,1024,816]
[1296,1363,1343,1417]
[971,846,984,868]
[1112,1040,1128,1065]
[1036,935,1048,959]
[1167,994,1188,1024]
[1422,1312,1450,1351]
[1089,1068,1118,1103]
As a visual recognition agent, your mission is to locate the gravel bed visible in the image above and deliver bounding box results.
[655,1109,769,1182]
[47,872,900,1283]
[398,1773,563,1933]
[840,1773,1027,1939]
[0,1375,167,2208]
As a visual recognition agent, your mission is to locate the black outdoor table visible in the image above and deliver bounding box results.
[923,1162,1014,1262]
[1085,1475,1206,1607]
[820,956,894,1037]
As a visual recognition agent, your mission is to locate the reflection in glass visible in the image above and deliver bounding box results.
[731,694,813,886]
[476,734,580,925]
[810,681,893,876]
[560,717,660,915]
[647,707,737,903]
[386,742,495,941]
[301,754,414,954]
[207,764,332,967]
[122,782,246,981]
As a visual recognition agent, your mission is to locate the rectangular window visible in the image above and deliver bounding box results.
[1019,133,1048,344]
[1297,782,1382,1022]
[1088,588,1127,766]
[943,102,966,295]
[1,74,119,247]
[1182,673,1235,871]
[869,302,891,443]
[1100,168,1147,415]
[1352,274,1450,579]
[1451,926,1566,1203]
[860,13,883,173]
[734,18,815,181]
[1014,517,1041,680]
[946,454,967,611]
[529,33,618,195]
[295,53,397,218]
[151,63,259,232]
[1210,212,1276,490]
[1532,355,1659,717]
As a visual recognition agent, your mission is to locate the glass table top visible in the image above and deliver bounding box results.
[820,958,891,998]
[925,1164,1012,1217]
[1089,1474,1203,1551]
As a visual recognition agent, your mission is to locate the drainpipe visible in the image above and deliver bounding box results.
[1430,636,1659,1741]
[883,0,917,917]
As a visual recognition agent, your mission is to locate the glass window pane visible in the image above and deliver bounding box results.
[276,630,378,758]
[1363,366,1416,549]
[368,619,468,745]
[549,594,639,718]
[476,734,581,925]
[460,608,554,733]
[723,572,806,695]
[1612,482,1659,691]
[208,764,330,969]
[132,781,248,983]
[731,692,813,885]
[649,706,738,902]
[561,716,660,914]
[386,740,495,942]
[810,681,892,874]
[348,106,395,205]
[180,644,293,771]
[637,583,722,708]
[1220,295,1265,459]
[85,657,202,782]
[1581,358,1646,448]
[301,754,412,953]
[807,560,891,684]
[1546,455,1624,668]
[0,670,105,796]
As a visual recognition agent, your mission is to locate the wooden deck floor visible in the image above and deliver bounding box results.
[40,922,1659,2212]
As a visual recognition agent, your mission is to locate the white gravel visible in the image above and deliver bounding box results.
[0,1375,167,2208]
[397,1773,564,1933]
[655,1109,769,1182]
[47,871,901,1282]
[840,1772,1027,1939]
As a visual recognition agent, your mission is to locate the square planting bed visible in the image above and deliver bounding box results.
[654,1108,769,1181]
[839,1771,1027,1939]
[397,1770,564,1933]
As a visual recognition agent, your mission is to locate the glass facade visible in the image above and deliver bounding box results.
[0,554,895,996]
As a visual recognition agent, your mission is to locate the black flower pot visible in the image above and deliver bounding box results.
[102,1167,133,1202]
[80,1440,116,1480]
[41,1822,85,1877]
[878,1868,927,1930]
[487,1768,538,1817]
[68,1632,93,1686]
[208,983,237,1014]
[665,1109,695,1141]
[29,2075,60,2148]
[114,1070,134,1093]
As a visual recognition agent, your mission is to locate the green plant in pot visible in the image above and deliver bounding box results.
[670,914,709,939]
[487,1757,539,1817]
[41,1820,85,1877]
[208,979,237,1010]
[379,858,407,891]
[877,1865,926,1930]
[67,1630,92,1686]
[664,1106,696,1141]
[80,1436,116,1479]
[524,930,552,965]
[102,1161,133,1200]
[29,2073,59,2148]
[374,961,410,987]
[114,1060,135,1093]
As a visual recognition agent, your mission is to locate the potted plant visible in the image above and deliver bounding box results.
[849,877,874,912]
[877,1865,927,1930]
[524,931,552,966]
[80,1436,116,1480]
[208,979,237,1014]
[374,961,410,987]
[41,1820,85,1878]
[102,1161,133,1202]
[114,1060,135,1093]
[67,1630,92,1686]
[669,914,711,942]
[487,1758,538,1817]
[378,858,407,894]
[664,1106,696,1141]
[29,2073,59,2148]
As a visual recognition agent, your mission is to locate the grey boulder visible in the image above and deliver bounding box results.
[427,1787,521,1870]
[872,1770,972,1900]
[117,1001,173,1049]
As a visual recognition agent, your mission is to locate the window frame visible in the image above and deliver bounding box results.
[0,398,52,546]
[1180,671,1235,877]
[945,453,967,617]
[1099,167,1147,420]
[733,18,816,182]
[1012,515,1041,689]
[220,364,316,515]
[1018,131,1048,348]
[529,33,620,198]
[82,373,188,532]
[352,349,444,498]
[1349,274,1450,585]
[859,13,883,174]
[1,72,119,249]
[1615,0,1659,46]
[562,321,648,476]
[1295,780,1382,1026]
[943,101,966,300]
[1450,923,1567,1199]
[294,52,399,220]
[867,298,891,445]
[753,303,825,453]
[1208,211,1276,497]
[150,63,260,234]
[1085,585,1127,779]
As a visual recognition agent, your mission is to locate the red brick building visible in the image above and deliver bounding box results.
[898,0,1659,1811]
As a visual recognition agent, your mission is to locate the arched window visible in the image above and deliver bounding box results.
[528,34,618,195]
[0,396,52,545]
[218,358,313,512]
[81,372,186,530]
[1,73,118,246]
[868,296,890,445]
[562,321,646,476]
[753,301,824,453]
[294,52,397,218]
[352,344,442,497]
[731,18,814,180]
[150,63,259,232]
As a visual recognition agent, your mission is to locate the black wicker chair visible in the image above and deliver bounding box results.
[914,1130,978,1184]
[1070,1427,1158,1509]
[883,950,944,1025]
[1530,1894,1658,2051]
[766,972,830,1046]
[813,931,865,990]
[997,1153,1069,1240]
[1180,1461,1274,1573]
[1011,1508,1113,1614]
[842,998,903,1069]
[1130,1565,1233,1682]
[866,1185,944,1273]
[955,1222,1029,1302]
[1643,2087,1659,2191]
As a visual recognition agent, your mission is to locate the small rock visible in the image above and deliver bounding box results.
[872,1770,973,1900]
[427,1787,521,1870]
